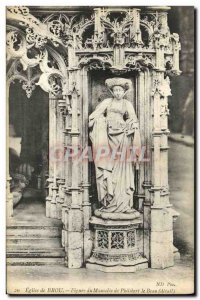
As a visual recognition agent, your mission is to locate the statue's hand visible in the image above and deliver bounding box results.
[125,120,136,136]
[125,128,135,136]
[126,119,139,129]
[88,119,95,128]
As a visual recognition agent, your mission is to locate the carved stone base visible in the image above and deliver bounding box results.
[86,216,148,273]
[94,209,141,220]
[86,258,148,273]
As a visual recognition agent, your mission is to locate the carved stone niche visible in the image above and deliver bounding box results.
[86,69,148,272]
[88,69,139,213]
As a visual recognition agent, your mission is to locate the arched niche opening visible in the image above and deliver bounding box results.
[9,80,49,211]
[140,24,151,47]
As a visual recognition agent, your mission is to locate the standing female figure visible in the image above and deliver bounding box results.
[89,78,141,218]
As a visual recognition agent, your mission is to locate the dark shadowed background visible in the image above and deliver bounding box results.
[168,6,194,135]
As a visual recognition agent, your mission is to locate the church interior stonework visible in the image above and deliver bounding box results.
[7,6,182,272]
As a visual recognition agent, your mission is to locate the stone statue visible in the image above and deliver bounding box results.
[89,78,141,220]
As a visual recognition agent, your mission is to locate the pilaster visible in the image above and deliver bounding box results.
[150,69,175,269]
[66,70,84,268]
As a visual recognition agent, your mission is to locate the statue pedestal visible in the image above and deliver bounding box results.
[86,216,148,272]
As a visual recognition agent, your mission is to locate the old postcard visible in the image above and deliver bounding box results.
[6,5,195,295]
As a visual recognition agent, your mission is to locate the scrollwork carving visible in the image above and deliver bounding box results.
[6,30,45,70]
[127,231,136,248]
[36,50,65,96]
[7,6,29,17]
[44,13,95,49]
[78,54,113,70]
[6,31,26,61]
[97,230,109,249]
[26,28,47,49]
[111,232,124,249]
[125,53,155,71]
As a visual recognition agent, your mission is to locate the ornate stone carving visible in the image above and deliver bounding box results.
[78,54,113,70]
[111,232,124,249]
[22,80,36,98]
[125,53,155,71]
[97,230,109,249]
[7,6,29,16]
[92,251,142,263]
[6,31,24,61]
[6,6,181,272]
[7,29,44,69]
[101,13,133,46]
[127,230,136,247]
[165,55,173,70]
[86,217,148,271]
[7,27,66,97]
[99,10,143,48]
[152,76,171,97]
[36,50,65,96]
[44,13,95,49]
[7,6,63,49]
[26,27,47,49]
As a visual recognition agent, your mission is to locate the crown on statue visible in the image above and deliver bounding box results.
[105,78,132,91]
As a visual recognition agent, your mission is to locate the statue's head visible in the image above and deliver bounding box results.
[105,78,132,100]
[112,85,125,100]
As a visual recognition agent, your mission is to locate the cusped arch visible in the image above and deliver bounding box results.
[6,20,68,98]
[140,21,154,46]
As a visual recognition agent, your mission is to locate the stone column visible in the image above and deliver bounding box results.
[67,70,83,268]
[46,94,53,217]
[113,45,125,69]
[61,95,72,263]
[137,71,146,210]
[81,67,93,262]
[55,98,66,220]
[142,69,152,261]
[51,96,59,219]
[94,8,103,34]
[130,8,142,45]
[150,71,175,269]
[172,34,181,73]
[6,82,13,219]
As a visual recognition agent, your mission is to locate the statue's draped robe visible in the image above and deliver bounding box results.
[89,98,141,213]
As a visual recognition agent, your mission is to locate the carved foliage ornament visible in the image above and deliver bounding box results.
[7,60,39,99]
[7,7,181,75]
[7,6,33,19]
[97,230,109,249]
[22,80,36,98]
[45,13,95,48]
[125,53,155,71]
[99,11,143,48]
[7,6,64,48]
[26,28,48,49]
[7,30,65,97]
[78,54,113,69]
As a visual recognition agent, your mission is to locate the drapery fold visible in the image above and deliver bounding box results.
[89,98,141,213]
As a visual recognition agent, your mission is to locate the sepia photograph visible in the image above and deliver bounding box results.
[6,4,195,295]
